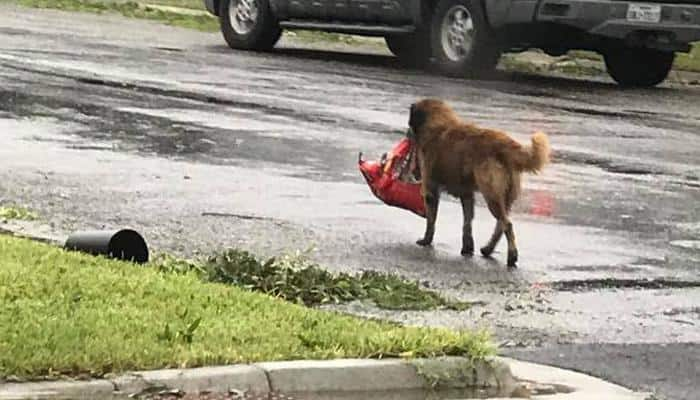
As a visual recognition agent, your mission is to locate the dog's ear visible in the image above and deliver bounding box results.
[408,103,427,132]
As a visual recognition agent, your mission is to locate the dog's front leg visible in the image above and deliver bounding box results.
[417,181,440,247]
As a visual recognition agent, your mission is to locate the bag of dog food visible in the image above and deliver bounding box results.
[358,137,426,218]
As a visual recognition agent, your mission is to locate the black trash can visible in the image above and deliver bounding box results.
[64,229,149,264]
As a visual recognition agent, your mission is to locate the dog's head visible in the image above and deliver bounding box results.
[407,99,457,142]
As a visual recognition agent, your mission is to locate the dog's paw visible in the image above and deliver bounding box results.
[507,250,518,268]
[461,247,474,257]
[480,246,494,257]
[416,238,433,247]
[461,238,474,257]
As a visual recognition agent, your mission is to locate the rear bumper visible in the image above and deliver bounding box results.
[536,0,700,48]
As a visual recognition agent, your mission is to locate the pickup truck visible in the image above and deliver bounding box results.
[203,0,700,87]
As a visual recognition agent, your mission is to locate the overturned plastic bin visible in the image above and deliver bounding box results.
[64,229,149,264]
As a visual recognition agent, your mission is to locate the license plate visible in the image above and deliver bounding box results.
[627,3,662,23]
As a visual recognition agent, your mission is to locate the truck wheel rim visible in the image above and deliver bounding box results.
[229,0,259,35]
[441,5,475,62]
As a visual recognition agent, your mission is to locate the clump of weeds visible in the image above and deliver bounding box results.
[0,205,38,221]
[151,248,473,311]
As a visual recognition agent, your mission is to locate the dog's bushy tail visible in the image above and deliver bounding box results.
[512,131,550,173]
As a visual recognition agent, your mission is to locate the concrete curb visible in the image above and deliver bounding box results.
[0,357,650,400]
[498,357,650,400]
[0,357,511,399]
[111,365,269,395]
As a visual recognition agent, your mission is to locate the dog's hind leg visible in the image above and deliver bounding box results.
[482,199,518,267]
[475,161,518,267]
[480,220,503,258]
[460,192,475,256]
[502,214,518,268]
[503,173,521,267]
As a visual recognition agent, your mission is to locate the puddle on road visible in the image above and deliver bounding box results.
[117,107,308,136]
[670,240,700,250]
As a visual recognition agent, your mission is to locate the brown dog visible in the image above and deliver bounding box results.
[407,99,550,267]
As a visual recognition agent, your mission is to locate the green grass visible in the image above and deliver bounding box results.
[674,43,700,73]
[499,55,545,75]
[567,47,700,73]
[0,205,38,221]
[0,235,492,380]
[287,30,375,46]
[550,59,605,76]
[9,0,372,46]
[569,47,700,73]
[11,0,376,45]
[568,50,603,62]
[14,0,220,31]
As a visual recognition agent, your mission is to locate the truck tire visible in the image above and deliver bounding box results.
[604,48,674,87]
[219,0,281,51]
[430,0,500,77]
[385,33,431,67]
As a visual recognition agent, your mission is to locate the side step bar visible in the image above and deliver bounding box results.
[279,20,415,36]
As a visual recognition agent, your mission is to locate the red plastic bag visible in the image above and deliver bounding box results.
[358,138,426,218]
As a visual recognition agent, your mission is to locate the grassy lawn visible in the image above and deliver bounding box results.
[0,235,491,381]
[572,47,700,75]
[13,0,220,31]
[10,0,372,45]
[674,44,700,73]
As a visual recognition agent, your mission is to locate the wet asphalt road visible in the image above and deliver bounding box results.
[0,4,699,399]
